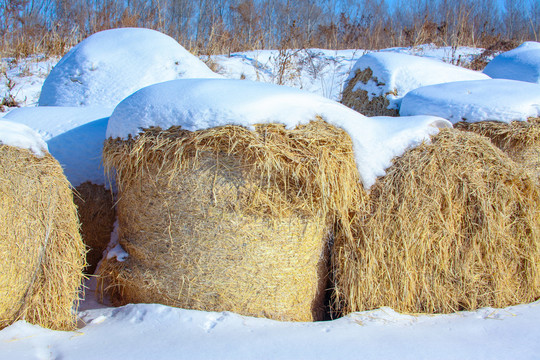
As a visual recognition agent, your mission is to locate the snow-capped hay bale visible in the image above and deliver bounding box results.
[99,120,363,321]
[455,119,540,180]
[484,41,540,84]
[333,129,540,316]
[0,144,86,330]
[74,182,115,274]
[38,28,221,108]
[400,79,540,123]
[341,52,489,116]
[341,67,399,117]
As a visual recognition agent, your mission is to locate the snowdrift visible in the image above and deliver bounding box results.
[38,28,221,108]
[0,121,85,330]
[341,51,489,116]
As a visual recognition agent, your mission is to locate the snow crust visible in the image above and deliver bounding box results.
[2,106,113,186]
[345,52,490,111]
[0,120,48,156]
[107,79,451,188]
[483,42,540,83]
[38,28,221,108]
[400,79,540,123]
[1,301,539,360]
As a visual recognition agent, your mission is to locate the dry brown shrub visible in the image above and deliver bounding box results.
[333,129,540,316]
[341,68,399,117]
[0,145,86,330]
[74,182,116,274]
[98,120,364,321]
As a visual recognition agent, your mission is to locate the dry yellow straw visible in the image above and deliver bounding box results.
[99,120,364,321]
[333,129,540,316]
[0,145,86,330]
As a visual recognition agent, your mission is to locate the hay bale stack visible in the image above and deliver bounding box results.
[99,120,363,321]
[74,182,115,274]
[455,118,540,181]
[0,145,86,330]
[341,52,489,117]
[333,129,540,316]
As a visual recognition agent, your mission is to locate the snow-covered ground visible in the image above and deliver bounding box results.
[1,279,539,360]
[2,41,540,359]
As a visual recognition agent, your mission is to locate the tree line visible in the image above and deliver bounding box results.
[1,0,539,57]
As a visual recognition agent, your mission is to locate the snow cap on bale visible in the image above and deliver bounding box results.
[107,78,451,188]
[341,51,490,116]
[0,120,86,330]
[484,42,540,83]
[333,129,540,316]
[0,120,47,156]
[400,79,540,123]
[38,28,221,108]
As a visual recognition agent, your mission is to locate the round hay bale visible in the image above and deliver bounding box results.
[332,129,540,316]
[38,28,221,108]
[99,121,363,321]
[455,118,540,181]
[341,67,399,117]
[74,182,116,274]
[0,145,86,330]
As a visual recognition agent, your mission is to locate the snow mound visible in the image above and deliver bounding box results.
[3,106,113,186]
[400,79,540,123]
[0,120,48,156]
[345,52,490,111]
[38,28,221,108]
[483,42,540,83]
[107,78,451,188]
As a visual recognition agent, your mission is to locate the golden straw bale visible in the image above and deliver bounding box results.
[99,120,364,321]
[333,129,540,316]
[74,182,116,274]
[0,145,86,330]
[455,118,540,181]
[341,68,399,117]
